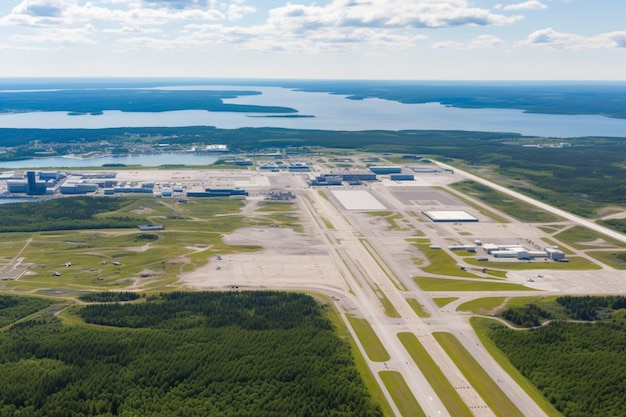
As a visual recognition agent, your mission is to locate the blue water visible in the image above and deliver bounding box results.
[1,81,626,138]
[0,153,219,169]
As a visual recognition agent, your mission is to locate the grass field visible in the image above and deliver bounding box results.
[554,225,625,250]
[436,186,509,223]
[432,297,459,308]
[0,197,300,296]
[585,251,626,269]
[415,277,533,292]
[433,332,526,417]
[405,297,430,318]
[379,371,426,417]
[449,181,562,223]
[345,314,391,362]
[398,332,473,417]
[412,243,481,278]
[456,297,507,314]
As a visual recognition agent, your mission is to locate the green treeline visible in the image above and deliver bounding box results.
[77,292,141,303]
[598,219,626,234]
[0,295,57,327]
[0,89,297,115]
[0,291,382,417]
[0,197,144,232]
[500,304,553,327]
[556,295,626,321]
[490,296,626,417]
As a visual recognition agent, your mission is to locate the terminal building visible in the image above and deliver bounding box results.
[187,188,248,198]
[369,166,402,175]
[7,171,50,195]
[482,243,567,261]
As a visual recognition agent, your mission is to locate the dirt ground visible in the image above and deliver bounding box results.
[179,226,348,293]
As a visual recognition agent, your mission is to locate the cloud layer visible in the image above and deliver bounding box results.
[0,0,624,58]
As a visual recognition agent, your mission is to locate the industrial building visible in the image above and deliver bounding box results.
[411,167,439,173]
[7,171,53,195]
[340,173,377,182]
[482,243,567,261]
[288,163,311,172]
[309,175,343,186]
[369,166,402,175]
[545,247,566,261]
[187,188,248,197]
[307,172,379,186]
[60,182,99,195]
[423,210,479,222]
[390,174,415,181]
[448,245,476,252]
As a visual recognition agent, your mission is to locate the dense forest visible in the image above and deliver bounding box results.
[499,304,553,327]
[77,291,141,303]
[0,89,297,115]
[556,295,626,321]
[0,295,57,328]
[0,197,144,232]
[490,296,626,417]
[0,291,383,417]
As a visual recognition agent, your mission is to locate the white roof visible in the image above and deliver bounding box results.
[423,210,478,222]
[331,190,386,210]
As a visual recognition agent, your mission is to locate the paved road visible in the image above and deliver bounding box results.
[434,161,626,245]
[300,187,549,417]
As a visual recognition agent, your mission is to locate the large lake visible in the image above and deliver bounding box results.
[0,153,219,169]
[1,86,626,138]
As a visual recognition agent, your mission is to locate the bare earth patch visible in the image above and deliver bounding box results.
[179,227,347,293]
[579,238,612,247]
[125,244,153,252]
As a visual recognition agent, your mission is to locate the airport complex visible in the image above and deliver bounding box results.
[1,149,624,417]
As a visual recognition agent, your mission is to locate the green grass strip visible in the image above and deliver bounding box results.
[432,297,459,308]
[398,332,473,417]
[320,216,335,230]
[379,371,427,417]
[413,243,480,278]
[555,225,624,250]
[457,297,507,314]
[470,318,563,417]
[325,303,394,417]
[374,284,401,319]
[433,332,525,417]
[406,298,430,318]
[586,250,626,270]
[447,182,561,223]
[436,185,509,223]
[346,314,391,362]
[415,277,533,292]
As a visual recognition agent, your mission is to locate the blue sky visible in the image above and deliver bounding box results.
[0,0,624,80]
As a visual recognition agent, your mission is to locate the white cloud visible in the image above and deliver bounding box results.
[498,1,547,11]
[0,0,522,53]
[433,34,505,49]
[268,0,522,32]
[10,24,97,44]
[519,28,626,50]
[0,0,237,27]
